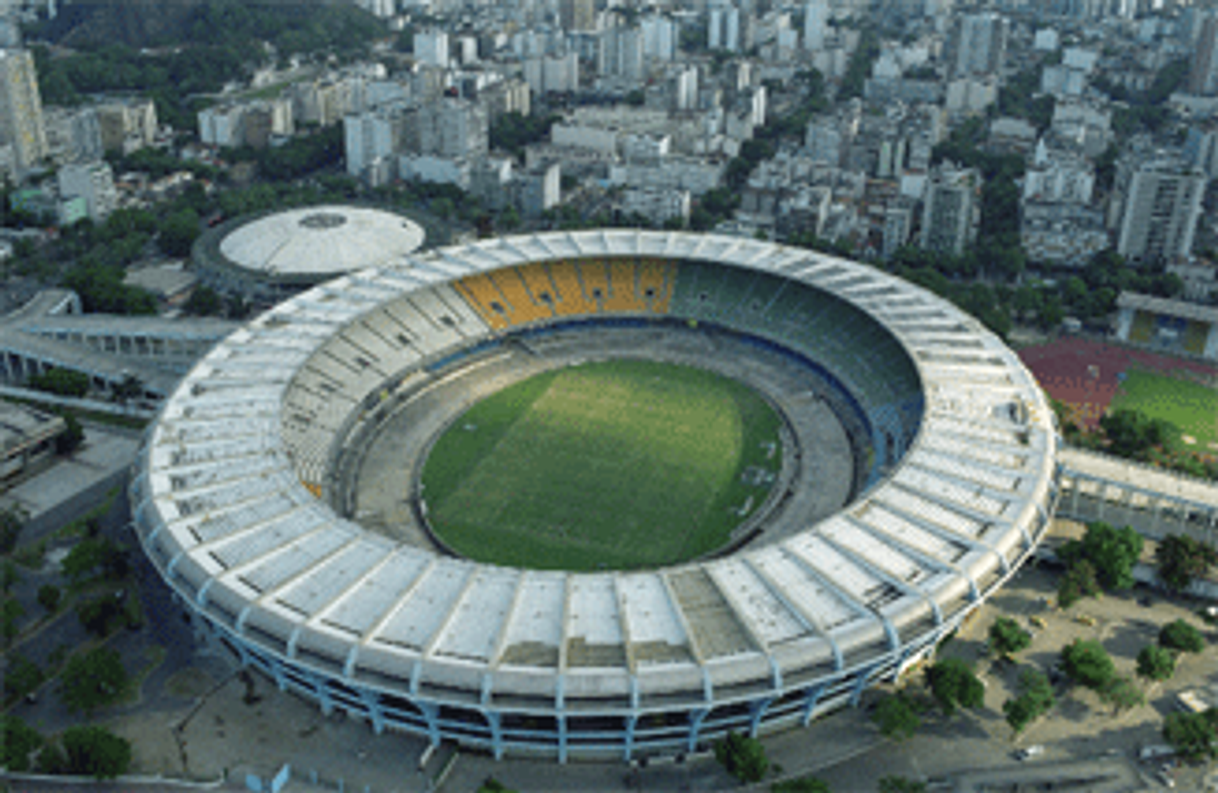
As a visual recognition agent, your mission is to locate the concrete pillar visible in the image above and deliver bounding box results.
[747,697,773,738]
[415,701,441,746]
[801,684,825,726]
[687,708,709,753]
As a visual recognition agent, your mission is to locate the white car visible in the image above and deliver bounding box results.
[1015,745,1045,761]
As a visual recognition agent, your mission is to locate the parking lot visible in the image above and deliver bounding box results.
[818,520,1218,792]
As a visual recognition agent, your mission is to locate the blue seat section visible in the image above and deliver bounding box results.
[670,261,923,484]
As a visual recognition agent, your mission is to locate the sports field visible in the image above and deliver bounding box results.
[1109,368,1218,449]
[419,359,784,571]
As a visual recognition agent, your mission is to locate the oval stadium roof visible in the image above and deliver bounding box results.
[217,205,426,277]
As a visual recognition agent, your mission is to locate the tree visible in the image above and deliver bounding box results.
[112,374,144,404]
[773,776,832,793]
[925,657,985,716]
[56,410,85,455]
[1061,639,1114,689]
[3,653,43,700]
[1159,619,1205,654]
[37,583,61,613]
[1057,522,1144,591]
[1100,676,1144,714]
[62,725,132,779]
[989,617,1032,658]
[28,367,90,398]
[1156,534,1218,593]
[1137,644,1176,681]
[157,208,201,257]
[872,693,921,741]
[878,777,926,793]
[1002,668,1055,734]
[59,646,127,714]
[1,715,44,772]
[713,731,769,783]
[0,504,25,553]
[1057,559,1101,609]
[1162,709,1218,761]
[2,596,24,640]
[1099,409,1175,462]
[182,285,223,317]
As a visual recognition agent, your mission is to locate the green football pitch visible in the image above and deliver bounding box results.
[418,359,784,571]
[1109,368,1218,449]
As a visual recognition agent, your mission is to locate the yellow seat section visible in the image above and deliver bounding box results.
[638,258,674,314]
[546,261,599,316]
[453,273,511,330]
[1184,320,1209,355]
[488,268,554,325]
[517,262,566,316]
[1129,310,1154,343]
[604,259,644,311]
[577,259,610,307]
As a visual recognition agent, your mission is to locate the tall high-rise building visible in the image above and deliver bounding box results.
[920,164,978,255]
[1188,14,1218,96]
[559,0,595,32]
[1114,159,1205,264]
[708,7,741,52]
[344,111,403,178]
[0,49,48,172]
[598,27,644,81]
[414,30,450,69]
[640,15,677,61]
[950,13,1008,78]
[804,0,827,50]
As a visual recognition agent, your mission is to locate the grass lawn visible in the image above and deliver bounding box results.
[1109,368,1218,449]
[419,359,783,571]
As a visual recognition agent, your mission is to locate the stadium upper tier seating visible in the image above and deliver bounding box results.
[282,258,925,495]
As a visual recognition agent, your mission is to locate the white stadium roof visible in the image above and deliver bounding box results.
[133,231,1057,750]
[218,206,426,277]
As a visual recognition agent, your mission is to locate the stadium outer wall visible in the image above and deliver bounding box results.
[132,231,1059,762]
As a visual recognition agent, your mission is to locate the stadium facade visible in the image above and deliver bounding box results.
[132,231,1059,761]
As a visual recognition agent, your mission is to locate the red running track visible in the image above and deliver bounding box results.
[1017,337,1218,430]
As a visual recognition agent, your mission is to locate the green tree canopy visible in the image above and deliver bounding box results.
[28,368,90,398]
[1,715,44,771]
[62,725,132,779]
[1136,644,1176,681]
[1159,619,1205,654]
[925,657,985,716]
[1100,676,1144,713]
[1057,522,1144,591]
[877,776,926,793]
[1156,534,1218,593]
[1162,709,1218,761]
[1057,558,1101,609]
[773,776,832,792]
[713,731,769,783]
[989,617,1032,658]
[872,693,921,741]
[1061,639,1115,689]
[60,646,128,714]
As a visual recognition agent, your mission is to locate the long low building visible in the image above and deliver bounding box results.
[131,231,1059,761]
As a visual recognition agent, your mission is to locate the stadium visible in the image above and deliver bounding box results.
[131,230,1059,761]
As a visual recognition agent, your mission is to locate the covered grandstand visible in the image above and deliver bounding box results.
[132,231,1059,761]
[1115,291,1218,360]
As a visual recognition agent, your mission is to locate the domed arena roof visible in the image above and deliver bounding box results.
[217,206,426,277]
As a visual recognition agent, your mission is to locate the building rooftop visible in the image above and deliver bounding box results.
[218,206,426,277]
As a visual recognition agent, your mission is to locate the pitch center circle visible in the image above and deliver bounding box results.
[416,359,787,571]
